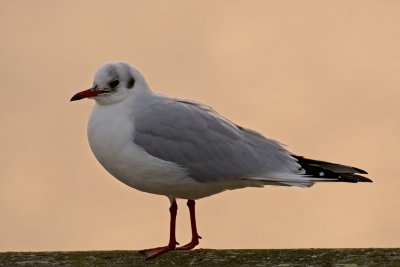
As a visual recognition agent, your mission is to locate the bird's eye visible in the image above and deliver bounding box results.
[109,80,120,88]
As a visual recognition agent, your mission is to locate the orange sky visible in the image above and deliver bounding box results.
[0,1,399,251]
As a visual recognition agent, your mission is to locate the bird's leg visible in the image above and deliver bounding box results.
[139,199,178,259]
[177,199,202,250]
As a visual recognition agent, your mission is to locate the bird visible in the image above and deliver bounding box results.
[71,62,372,259]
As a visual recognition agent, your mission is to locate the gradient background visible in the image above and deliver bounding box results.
[1,1,399,252]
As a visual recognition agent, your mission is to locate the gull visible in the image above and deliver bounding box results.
[71,62,372,259]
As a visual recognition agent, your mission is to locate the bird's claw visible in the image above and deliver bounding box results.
[176,238,200,250]
[139,244,176,260]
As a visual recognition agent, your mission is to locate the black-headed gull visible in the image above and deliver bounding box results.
[71,62,372,259]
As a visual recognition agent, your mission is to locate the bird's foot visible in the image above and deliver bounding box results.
[176,235,201,250]
[139,242,177,259]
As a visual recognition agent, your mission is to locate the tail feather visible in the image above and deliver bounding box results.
[293,155,372,183]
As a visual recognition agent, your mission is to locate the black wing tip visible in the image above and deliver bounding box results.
[293,155,373,183]
[356,176,373,183]
[353,167,368,174]
[339,174,373,183]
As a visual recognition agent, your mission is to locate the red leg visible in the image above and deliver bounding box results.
[139,199,178,259]
[177,199,202,250]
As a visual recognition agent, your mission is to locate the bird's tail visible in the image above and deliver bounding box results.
[292,155,373,183]
[243,155,372,187]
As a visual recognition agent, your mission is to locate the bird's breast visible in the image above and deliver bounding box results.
[87,104,137,179]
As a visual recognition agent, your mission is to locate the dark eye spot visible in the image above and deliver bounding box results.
[127,77,135,89]
[109,80,120,88]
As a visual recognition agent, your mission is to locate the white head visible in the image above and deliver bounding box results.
[71,62,150,105]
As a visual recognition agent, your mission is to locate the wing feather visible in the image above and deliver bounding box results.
[133,97,300,183]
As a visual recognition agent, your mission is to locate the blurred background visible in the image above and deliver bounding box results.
[0,1,399,252]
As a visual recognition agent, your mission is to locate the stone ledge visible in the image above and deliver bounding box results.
[1,248,399,266]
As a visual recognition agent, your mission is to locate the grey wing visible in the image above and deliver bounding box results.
[133,98,301,183]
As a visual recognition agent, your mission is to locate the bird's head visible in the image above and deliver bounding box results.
[70,62,149,105]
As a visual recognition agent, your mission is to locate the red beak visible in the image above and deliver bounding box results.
[70,88,99,101]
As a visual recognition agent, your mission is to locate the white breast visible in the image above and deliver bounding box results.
[87,103,225,199]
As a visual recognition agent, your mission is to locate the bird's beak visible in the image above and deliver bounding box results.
[70,88,99,101]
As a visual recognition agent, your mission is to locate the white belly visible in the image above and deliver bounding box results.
[87,103,226,199]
